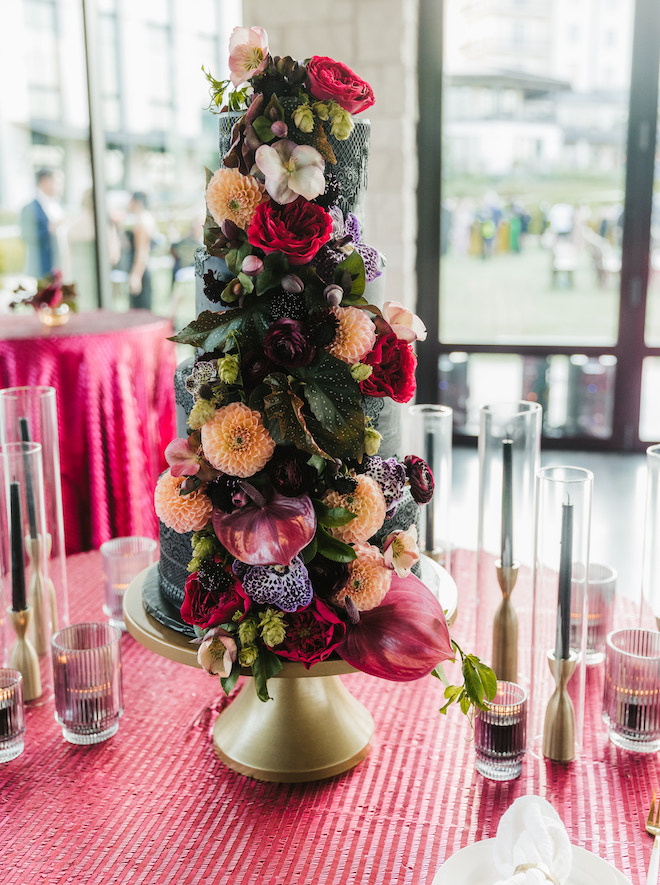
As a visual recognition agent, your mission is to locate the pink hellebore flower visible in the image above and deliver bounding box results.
[382,301,427,343]
[197,627,238,677]
[382,525,420,578]
[255,140,325,205]
[164,436,216,482]
[228,26,269,87]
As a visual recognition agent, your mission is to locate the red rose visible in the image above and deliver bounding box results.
[180,567,249,630]
[360,331,417,403]
[306,56,375,115]
[276,597,347,667]
[248,199,333,266]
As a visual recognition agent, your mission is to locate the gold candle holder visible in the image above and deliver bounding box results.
[25,534,51,656]
[542,651,577,762]
[492,561,519,683]
[7,606,42,702]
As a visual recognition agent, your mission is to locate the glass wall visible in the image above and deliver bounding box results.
[0,0,240,326]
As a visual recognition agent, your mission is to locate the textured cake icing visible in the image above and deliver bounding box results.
[152,30,452,701]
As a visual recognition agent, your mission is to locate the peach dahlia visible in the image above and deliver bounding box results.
[201,401,275,478]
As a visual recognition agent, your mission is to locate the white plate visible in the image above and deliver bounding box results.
[432,839,631,885]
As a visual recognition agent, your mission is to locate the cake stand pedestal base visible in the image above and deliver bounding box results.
[213,674,373,782]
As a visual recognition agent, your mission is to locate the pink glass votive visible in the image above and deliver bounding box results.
[0,669,25,762]
[101,536,157,631]
[52,622,123,745]
[603,628,660,752]
[474,681,527,780]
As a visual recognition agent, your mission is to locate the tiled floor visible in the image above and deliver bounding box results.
[451,445,648,602]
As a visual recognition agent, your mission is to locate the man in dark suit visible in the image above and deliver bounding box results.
[20,169,62,277]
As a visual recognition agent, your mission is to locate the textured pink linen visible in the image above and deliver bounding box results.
[0,310,176,552]
[0,549,656,885]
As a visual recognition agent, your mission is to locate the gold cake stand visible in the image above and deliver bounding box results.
[123,557,458,783]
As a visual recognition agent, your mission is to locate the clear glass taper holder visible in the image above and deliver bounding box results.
[0,441,53,702]
[532,466,592,762]
[642,444,660,628]
[406,405,453,572]
[476,402,542,687]
[0,387,69,635]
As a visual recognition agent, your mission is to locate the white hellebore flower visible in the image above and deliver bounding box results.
[382,301,428,343]
[197,627,237,677]
[382,525,420,578]
[255,140,325,205]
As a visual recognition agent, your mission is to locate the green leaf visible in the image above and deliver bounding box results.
[256,252,289,296]
[459,691,472,716]
[314,499,356,528]
[238,272,254,294]
[252,647,283,702]
[307,454,326,476]
[219,661,241,696]
[170,302,269,352]
[476,660,498,703]
[462,657,485,709]
[263,374,334,460]
[252,115,277,143]
[315,527,357,563]
[294,352,365,461]
[334,250,366,299]
[301,535,317,563]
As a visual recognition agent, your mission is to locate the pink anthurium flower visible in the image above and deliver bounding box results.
[382,301,427,343]
[228,26,269,87]
[164,434,217,482]
[212,482,316,566]
[255,140,325,205]
[382,525,420,578]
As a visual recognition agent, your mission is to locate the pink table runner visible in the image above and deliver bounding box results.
[0,310,176,552]
[0,549,657,884]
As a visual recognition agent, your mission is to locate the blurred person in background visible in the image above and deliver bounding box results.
[125,191,157,309]
[20,168,65,278]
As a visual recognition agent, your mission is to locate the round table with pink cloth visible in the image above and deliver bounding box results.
[0,309,176,552]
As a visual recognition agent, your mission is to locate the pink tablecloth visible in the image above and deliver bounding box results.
[0,310,176,552]
[0,550,657,884]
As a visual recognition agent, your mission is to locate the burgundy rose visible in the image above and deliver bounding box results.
[276,597,347,666]
[180,563,249,630]
[247,198,333,266]
[359,331,417,403]
[306,56,375,115]
[263,318,316,367]
[266,446,317,496]
[404,455,435,505]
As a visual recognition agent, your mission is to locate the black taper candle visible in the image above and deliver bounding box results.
[10,482,27,612]
[556,501,574,660]
[19,417,38,539]
[501,439,513,569]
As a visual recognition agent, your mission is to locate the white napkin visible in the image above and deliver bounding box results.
[492,796,572,884]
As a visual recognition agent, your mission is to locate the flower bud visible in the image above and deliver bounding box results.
[238,645,259,667]
[281,274,304,294]
[259,608,286,647]
[241,255,264,276]
[271,120,288,137]
[312,101,330,121]
[238,619,258,646]
[188,400,216,430]
[364,426,382,456]
[324,284,343,306]
[217,353,240,384]
[350,362,373,382]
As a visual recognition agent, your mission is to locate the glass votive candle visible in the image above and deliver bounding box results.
[474,681,527,780]
[603,628,660,753]
[570,563,616,666]
[0,669,25,762]
[100,536,157,631]
[52,622,123,745]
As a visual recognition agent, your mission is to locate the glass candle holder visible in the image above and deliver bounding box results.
[642,445,660,628]
[476,402,542,686]
[603,628,660,753]
[0,441,53,703]
[533,466,592,762]
[0,669,25,762]
[405,405,453,572]
[474,681,527,781]
[0,387,69,634]
[570,563,616,666]
[100,536,157,631]
[52,622,123,745]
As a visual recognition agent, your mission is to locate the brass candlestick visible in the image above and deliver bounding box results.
[492,560,519,683]
[25,534,51,655]
[7,606,42,702]
[542,650,577,762]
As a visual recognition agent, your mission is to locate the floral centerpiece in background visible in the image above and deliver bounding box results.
[155,27,495,715]
[10,270,77,326]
